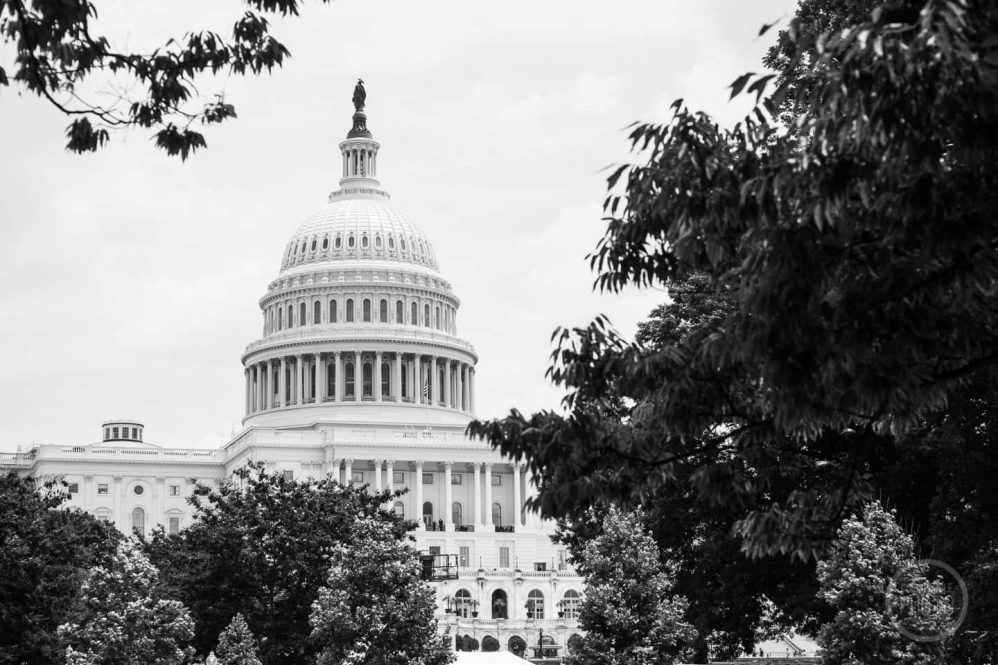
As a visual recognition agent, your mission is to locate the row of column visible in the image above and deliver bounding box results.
[244,351,475,415]
[328,458,535,530]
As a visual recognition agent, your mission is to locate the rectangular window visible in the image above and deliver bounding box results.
[168,517,180,535]
[96,515,110,523]
[66,483,79,494]
[534,562,547,572]
[169,485,180,496]
[491,474,502,486]
[451,473,462,485]
[112,427,119,439]
[283,470,294,481]
[499,546,510,569]
[131,427,138,439]
[422,472,434,484]
[352,471,364,483]
[97,483,109,495]
[393,471,405,485]
[459,546,470,568]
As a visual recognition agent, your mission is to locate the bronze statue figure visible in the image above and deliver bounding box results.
[352,79,366,111]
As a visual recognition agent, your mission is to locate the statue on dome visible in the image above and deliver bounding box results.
[352,79,366,111]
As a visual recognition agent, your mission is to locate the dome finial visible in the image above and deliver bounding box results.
[348,78,371,138]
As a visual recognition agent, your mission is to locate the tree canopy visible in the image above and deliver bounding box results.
[469,0,998,562]
[0,0,332,158]
[309,517,452,665]
[0,472,120,665]
[142,462,409,665]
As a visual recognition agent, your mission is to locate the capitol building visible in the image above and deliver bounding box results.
[0,84,583,656]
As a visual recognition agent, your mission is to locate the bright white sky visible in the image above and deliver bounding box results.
[0,0,796,449]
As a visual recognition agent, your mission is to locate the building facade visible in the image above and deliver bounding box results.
[0,85,583,656]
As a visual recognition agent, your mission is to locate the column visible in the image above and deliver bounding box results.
[443,359,452,408]
[344,458,353,485]
[456,363,464,411]
[374,460,383,492]
[415,461,424,530]
[156,477,166,528]
[430,356,438,404]
[329,456,339,483]
[414,354,423,404]
[244,369,250,415]
[444,461,453,530]
[513,462,522,528]
[462,365,469,411]
[279,357,287,407]
[316,352,325,403]
[469,367,476,414]
[375,351,383,402]
[393,353,402,402]
[334,351,343,401]
[265,360,273,409]
[473,462,482,527]
[354,351,361,401]
[484,462,493,527]
[113,475,123,531]
[296,354,304,406]
[386,460,395,494]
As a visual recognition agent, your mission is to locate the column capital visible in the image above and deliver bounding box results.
[345,457,354,464]
[385,459,394,469]
[415,460,424,470]
[484,461,493,470]
[472,461,483,470]
[373,459,384,467]
[444,460,453,469]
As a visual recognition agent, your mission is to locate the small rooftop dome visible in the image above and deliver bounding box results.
[102,420,144,443]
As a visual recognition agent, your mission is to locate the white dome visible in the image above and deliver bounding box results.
[280,195,439,273]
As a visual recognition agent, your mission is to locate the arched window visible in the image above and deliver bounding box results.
[411,302,418,326]
[375,235,383,248]
[527,590,545,619]
[300,302,307,326]
[393,501,405,518]
[361,235,369,248]
[561,590,581,619]
[380,299,388,323]
[388,235,395,250]
[401,362,408,398]
[335,235,342,249]
[326,362,336,399]
[567,634,584,655]
[310,239,317,251]
[396,300,404,323]
[313,300,321,324]
[330,300,338,323]
[491,589,508,619]
[322,237,329,250]
[381,362,391,398]
[424,304,431,327]
[131,507,145,533]
[348,234,355,248]
[345,362,355,398]
[363,298,371,322]
[287,304,294,327]
[452,502,463,526]
[346,299,354,322]
[455,589,473,619]
[435,305,441,329]
[277,308,283,330]
[362,362,373,398]
[422,501,433,526]
[285,366,293,402]
[492,503,502,527]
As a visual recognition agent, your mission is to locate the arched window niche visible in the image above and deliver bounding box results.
[131,507,145,533]
[455,588,473,618]
[344,362,355,399]
[396,300,404,323]
[363,298,371,322]
[300,302,307,326]
[313,300,321,324]
[381,362,391,398]
[346,299,354,322]
[411,302,418,326]
[380,299,388,323]
[452,502,463,526]
[491,589,508,619]
[422,501,433,527]
[362,362,374,399]
[330,300,338,323]
[527,590,545,619]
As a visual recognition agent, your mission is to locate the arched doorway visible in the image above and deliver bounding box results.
[131,507,145,533]
[491,589,508,619]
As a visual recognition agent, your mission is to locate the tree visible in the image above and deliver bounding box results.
[0,472,120,665]
[309,517,452,665]
[216,614,262,665]
[469,0,998,560]
[58,541,195,665]
[0,0,337,158]
[142,461,408,665]
[566,508,694,665]
[815,501,953,664]
[480,636,499,653]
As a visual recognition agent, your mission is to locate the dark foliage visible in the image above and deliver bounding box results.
[141,462,409,665]
[0,0,332,158]
[0,472,120,665]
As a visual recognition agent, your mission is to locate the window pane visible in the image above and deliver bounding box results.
[393,471,405,484]
[422,472,433,484]
[451,473,462,485]
[168,517,180,535]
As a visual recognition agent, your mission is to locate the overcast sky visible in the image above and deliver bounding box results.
[0,0,796,449]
